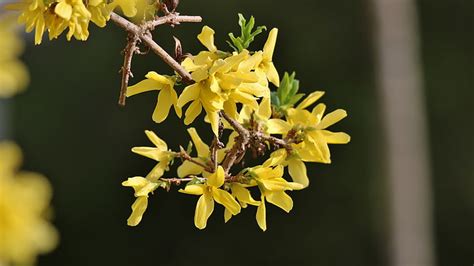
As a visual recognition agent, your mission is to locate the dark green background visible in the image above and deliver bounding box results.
[10,0,473,265]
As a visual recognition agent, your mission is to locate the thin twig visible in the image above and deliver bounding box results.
[109,12,200,84]
[118,34,139,106]
[160,176,205,185]
[175,146,213,173]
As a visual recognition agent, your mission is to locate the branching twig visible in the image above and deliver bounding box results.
[175,146,213,173]
[118,34,139,106]
[109,12,202,100]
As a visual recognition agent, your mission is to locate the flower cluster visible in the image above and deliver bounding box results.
[123,16,350,231]
[0,17,28,97]
[0,142,58,265]
[7,0,158,44]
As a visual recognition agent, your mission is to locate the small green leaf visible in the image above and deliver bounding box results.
[227,13,267,52]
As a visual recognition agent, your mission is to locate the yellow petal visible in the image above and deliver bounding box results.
[55,1,73,20]
[266,119,291,134]
[224,208,233,223]
[265,62,280,87]
[316,109,347,129]
[152,88,173,123]
[232,184,260,206]
[131,147,168,161]
[197,26,217,52]
[207,111,220,136]
[288,159,309,188]
[213,188,241,215]
[179,184,205,195]
[257,97,272,119]
[178,83,201,107]
[230,90,258,110]
[127,79,161,97]
[177,160,203,177]
[127,196,148,226]
[263,149,287,167]
[263,28,278,62]
[184,100,203,125]
[266,191,293,213]
[187,128,209,157]
[144,130,168,150]
[146,71,173,85]
[194,192,214,229]
[320,130,351,144]
[256,196,267,231]
[297,91,325,110]
[0,141,22,175]
[146,161,168,180]
[207,166,225,187]
[122,176,148,193]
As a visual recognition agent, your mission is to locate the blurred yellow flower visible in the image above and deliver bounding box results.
[128,72,182,123]
[0,142,58,265]
[180,166,241,229]
[0,18,29,97]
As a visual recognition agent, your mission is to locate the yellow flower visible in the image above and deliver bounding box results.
[130,0,157,23]
[179,26,271,134]
[264,92,351,187]
[224,183,260,223]
[177,127,236,178]
[122,176,161,226]
[0,142,58,265]
[132,130,174,180]
[250,165,302,231]
[127,71,182,123]
[87,0,110,28]
[7,0,48,45]
[0,18,29,97]
[180,166,241,229]
[258,28,279,86]
[53,0,92,41]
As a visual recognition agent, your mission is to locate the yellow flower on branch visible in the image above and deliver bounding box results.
[263,92,351,188]
[127,71,182,123]
[7,0,48,45]
[180,26,274,134]
[249,165,302,231]
[122,176,161,226]
[258,28,280,86]
[0,142,58,265]
[131,130,174,180]
[224,183,260,223]
[180,166,241,229]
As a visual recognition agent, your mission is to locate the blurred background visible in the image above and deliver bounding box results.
[1,0,473,265]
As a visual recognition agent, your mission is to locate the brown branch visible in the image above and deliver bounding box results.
[175,146,213,173]
[220,111,250,174]
[118,34,139,106]
[109,12,201,88]
[146,13,202,29]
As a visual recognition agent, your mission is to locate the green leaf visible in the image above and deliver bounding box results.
[227,13,267,52]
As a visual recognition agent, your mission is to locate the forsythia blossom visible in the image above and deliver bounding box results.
[0,142,58,265]
[7,0,155,44]
[122,16,350,231]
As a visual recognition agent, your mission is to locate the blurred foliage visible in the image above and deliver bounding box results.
[9,0,473,265]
